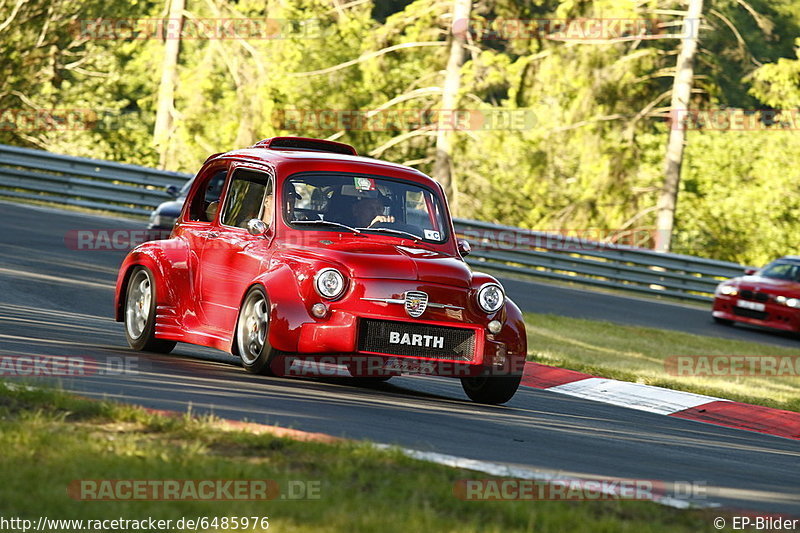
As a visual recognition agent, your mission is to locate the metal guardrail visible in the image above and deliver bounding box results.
[0,143,191,216]
[0,143,745,301]
[453,219,745,302]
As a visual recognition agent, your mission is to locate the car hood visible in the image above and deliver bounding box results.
[278,239,471,288]
[735,275,800,295]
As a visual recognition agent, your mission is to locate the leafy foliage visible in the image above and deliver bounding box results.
[1,0,799,264]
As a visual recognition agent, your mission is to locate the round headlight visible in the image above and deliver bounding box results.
[315,268,345,299]
[477,283,504,313]
[786,298,800,309]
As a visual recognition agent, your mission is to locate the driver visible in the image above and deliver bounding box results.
[352,197,394,227]
[283,188,304,222]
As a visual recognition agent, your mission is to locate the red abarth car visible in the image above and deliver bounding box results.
[712,256,800,333]
[115,137,527,404]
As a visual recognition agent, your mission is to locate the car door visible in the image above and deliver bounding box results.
[197,164,275,334]
[173,162,230,331]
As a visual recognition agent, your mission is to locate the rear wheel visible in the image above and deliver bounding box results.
[236,286,280,375]
[124,266,176,353]
[461,375,521,405]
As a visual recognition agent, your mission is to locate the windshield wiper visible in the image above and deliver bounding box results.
[359,227,422,242]
[292,220,361,234]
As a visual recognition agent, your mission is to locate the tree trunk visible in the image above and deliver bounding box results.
[432,0,471,214]
[154,0,185,169]
[655,0,703,252]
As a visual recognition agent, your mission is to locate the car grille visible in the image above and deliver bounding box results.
[739,290,769,302]
[358,319,476,361]
[733,308,768,320]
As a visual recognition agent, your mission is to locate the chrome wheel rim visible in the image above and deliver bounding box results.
[238,291,268,365]
[126,270,152,339]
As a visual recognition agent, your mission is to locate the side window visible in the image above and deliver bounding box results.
[221,168,273,229]
[187,169,228,222]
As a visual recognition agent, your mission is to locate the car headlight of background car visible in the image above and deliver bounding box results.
[716,284,738,296]
[477,283,505,313]
[315,268,346,299]
[775,295,800,308]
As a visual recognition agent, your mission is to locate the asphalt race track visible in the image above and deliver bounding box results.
[1,201,798,515]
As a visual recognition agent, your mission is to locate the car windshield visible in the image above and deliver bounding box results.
[759,260,800,281]
[283,173,448,243]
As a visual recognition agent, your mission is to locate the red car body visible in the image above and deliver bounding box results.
[712,256,800,333]
[115,137,527,404]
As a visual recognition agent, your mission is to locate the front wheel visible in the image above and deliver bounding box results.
[236,286,280,375]
[713,316,733,326]
[124,266,176,353]
[461,375,522,405]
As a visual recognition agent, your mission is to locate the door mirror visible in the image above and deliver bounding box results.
[165,184,180,198]
[246,219,268,237]
[744,267,757,275]
[457,239,471,257]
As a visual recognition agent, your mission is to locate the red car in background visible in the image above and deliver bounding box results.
[114,137,527,404]
[712,256,800,333]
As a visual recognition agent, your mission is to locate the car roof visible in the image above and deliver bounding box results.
[208,145,437,187]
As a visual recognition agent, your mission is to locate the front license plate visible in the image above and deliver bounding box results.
[384,358,435,374]
[736,299,765,312]
[359,319,476,360]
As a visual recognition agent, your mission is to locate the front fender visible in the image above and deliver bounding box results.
[114,240,191,322]
[495,298,527,374]
[251,264,312,353]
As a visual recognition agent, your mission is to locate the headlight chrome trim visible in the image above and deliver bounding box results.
[314,268,346,300]
[477,282,505,313]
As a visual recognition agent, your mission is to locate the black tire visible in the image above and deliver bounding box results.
[124,266,177,353]
[461,374,522,405]
[713,317,733,326]
[236,286,280,375]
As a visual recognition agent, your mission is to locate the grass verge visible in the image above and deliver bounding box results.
[524,312,800,412]
[0,381,729,533]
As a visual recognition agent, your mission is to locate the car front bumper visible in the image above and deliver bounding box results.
[712,296,800,332]
[289,309,523,377]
